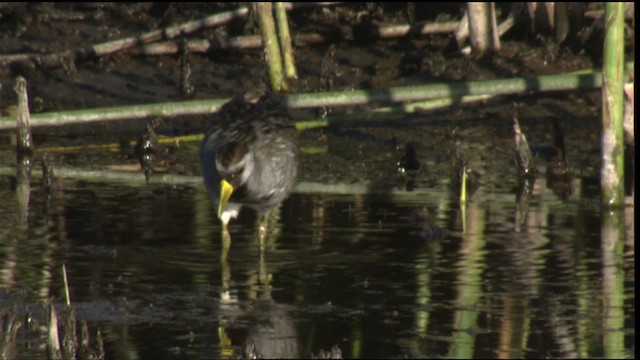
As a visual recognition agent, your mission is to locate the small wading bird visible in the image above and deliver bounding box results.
[199,89,298,249]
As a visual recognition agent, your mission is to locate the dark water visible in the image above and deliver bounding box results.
[0,113,635,359]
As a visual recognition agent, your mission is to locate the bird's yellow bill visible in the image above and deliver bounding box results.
[218,179,234,218]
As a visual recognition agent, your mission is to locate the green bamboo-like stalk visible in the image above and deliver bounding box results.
[0,98,229,130]
[2,68,627,131]
[283,69,608,108]
[601,5,626,358]
[601,3,625,207]
[254,3,287,92]
[274,2,298,79]
[294,94,490,131]
[1,94,488,140]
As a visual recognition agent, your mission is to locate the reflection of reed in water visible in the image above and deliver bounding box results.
[311,196,327,246]
[16,153,31,230]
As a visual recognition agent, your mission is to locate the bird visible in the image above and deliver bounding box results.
[396,143,422,174]
[199,89,298,240]
[396,143,422,191]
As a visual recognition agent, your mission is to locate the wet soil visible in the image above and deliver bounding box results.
[0,3,606,119]
[0,3,613,181]
[0,3,635,359]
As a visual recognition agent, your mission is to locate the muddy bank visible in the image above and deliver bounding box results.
[0,3,617,125]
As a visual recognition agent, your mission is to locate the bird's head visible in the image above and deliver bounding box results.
[215,141,255,218]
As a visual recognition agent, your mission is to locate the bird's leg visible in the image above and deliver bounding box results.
[220,223,232,304]
[258,245,271,288]
[257,212,274,288]
[257,214,271,288]
[221,222,231,259]
[258,214,269,253]
[217,237,234,360]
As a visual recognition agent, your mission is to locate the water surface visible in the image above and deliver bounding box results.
[0,115,634,358]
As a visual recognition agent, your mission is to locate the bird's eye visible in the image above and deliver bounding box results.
[227,166,244,181]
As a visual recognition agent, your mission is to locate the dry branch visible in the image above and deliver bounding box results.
[0,7,250,68]
[127,20,459,56]
[0,3,342,68]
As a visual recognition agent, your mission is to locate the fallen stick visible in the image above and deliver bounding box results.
[128,22,459,56]
[0,3,342,67]
[371,21,459,38]
[0,7,250,67]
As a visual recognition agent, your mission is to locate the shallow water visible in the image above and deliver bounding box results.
[0,113,634,359]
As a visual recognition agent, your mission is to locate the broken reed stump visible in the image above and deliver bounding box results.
[13,77,33,154]
[466,2,500,55]
[0,306,21,360]
[513,116,537,231]
[47,302,62,360]
[135,119,161,184]
[513,117,537,179]
[47,301,105,360]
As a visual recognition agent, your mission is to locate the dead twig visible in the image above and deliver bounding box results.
[0,3,343,68]
[128,21,460,56]
[0,7,251,67]
[371,21,459,38]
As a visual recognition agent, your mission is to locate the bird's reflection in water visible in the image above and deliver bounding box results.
[217,205,300,359]
[242,289,300,359]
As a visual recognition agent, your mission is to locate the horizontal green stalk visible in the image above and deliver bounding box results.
[0,64,633,131]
